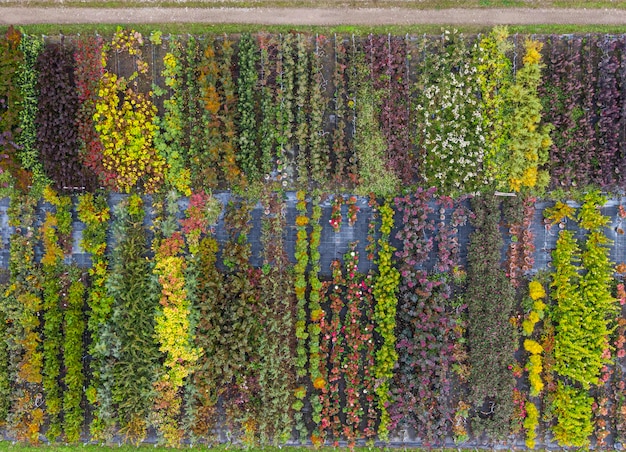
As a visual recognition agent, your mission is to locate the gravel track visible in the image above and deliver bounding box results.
[2,6,626,25]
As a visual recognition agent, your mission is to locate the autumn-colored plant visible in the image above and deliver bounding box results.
[4,191,44,443]
[293,190,309,439]
[41,187,73,441]
[152,193,199,446]
[94,29,165,193]
[329,195,342,232]
[75,35,105,190]
[0,27,31,191]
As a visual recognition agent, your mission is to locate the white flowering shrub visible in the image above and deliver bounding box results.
[415,32,487,195]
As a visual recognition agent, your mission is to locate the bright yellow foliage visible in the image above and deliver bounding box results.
[529,280,546,300]
[524,339,543,355]
[94,70,166,193]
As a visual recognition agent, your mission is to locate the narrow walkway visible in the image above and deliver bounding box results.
[2,7,626,26]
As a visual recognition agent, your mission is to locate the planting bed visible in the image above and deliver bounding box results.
[2,25,626,450]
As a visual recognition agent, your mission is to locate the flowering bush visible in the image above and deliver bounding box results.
[415,31,486,194]
[329,195,342,232]
[319,260,344,444]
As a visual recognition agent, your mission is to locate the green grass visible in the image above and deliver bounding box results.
[2,0,626,8]
[4,23,626,37]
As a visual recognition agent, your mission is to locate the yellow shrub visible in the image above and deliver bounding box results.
[529,280,546,300]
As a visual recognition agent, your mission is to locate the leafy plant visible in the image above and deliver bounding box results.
[474,26,511,187]
[391,269,459,445]
[76,192,112,440]
[40,187,72,441]
[524,400,539,449]
[257,34,278,180]
[352,50,399,197]
[552,191,616,388]
[94,29,165,193]
[152,193,199,446]
[256,191,296,444]
[237,33,260,181]
[499,38,551,192]
[308,35,330,186]
[294,34,310,186]
[74,35,104,192]
[0,27,30,191]
[106,194,159,443]
[185,234,224,442]
[540,36,597,190]
[220,199,260,440]
[394,187,435,267]
[552,382,593,447]
[63,271,86,443]
[153,38,191,195]
[16,34,45,192]
[330,37,350,186]
[371,199,399,441]
[466,194,517,440]
[365,34,412,183]
[503,196,536,286]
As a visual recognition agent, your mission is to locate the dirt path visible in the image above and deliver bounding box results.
[3,6,626,25]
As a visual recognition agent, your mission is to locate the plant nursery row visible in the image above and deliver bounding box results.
[1,25,626,450]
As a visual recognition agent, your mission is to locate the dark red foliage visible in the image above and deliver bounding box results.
[36,41,97,191]
[595,37,624,188]
[74,36,106,190]
[540,36,597,189]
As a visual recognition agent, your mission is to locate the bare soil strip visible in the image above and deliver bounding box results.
[2,6,626,25]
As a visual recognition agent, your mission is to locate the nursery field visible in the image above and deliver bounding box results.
[3,19,626,452]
